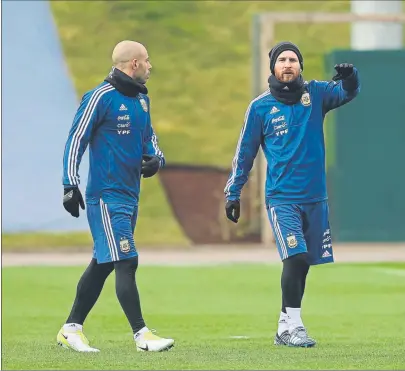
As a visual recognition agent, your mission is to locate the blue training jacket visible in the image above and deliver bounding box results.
[62,81,165,205]
[224,69,360,207]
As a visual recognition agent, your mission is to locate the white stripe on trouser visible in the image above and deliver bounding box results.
[100,199,119,261]
[100,201,114,261]
[67,84,115,185]
[270,207,288,260]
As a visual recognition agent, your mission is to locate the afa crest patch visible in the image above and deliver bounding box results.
[119,238,131,253]
[139,98,148,112]
[286,233,298,248]
[300,92,311,106]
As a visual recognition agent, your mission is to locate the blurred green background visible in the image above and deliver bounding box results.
[4,1,404,250]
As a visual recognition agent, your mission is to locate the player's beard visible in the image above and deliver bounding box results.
[277,70,299,83]
[134,74,149,85]
[281,73,295,82]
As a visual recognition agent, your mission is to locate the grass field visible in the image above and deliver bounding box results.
[3,262,405,370]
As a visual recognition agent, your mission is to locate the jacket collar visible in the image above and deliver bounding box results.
[104,67,148,97]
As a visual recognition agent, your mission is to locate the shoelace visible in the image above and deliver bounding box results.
[291,327,308,339]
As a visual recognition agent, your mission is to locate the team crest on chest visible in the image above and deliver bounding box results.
[300,92,311,106]
[139,98,148,112]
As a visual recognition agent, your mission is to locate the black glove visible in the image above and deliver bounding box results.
[225,199,240,223]
[332,63,354,81]
[63,187,85,218]
[141,154,161,178]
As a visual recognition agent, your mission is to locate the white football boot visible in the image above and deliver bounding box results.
[288,326,316,348]
[134,328,174,352]
[57,323,100,352]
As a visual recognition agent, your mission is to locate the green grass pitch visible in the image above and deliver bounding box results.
[2,262,405,370]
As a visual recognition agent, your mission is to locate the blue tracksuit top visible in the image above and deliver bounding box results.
[224,69,360,207]
[62,81,165,205]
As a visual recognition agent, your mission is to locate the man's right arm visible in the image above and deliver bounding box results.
[62,86,110,217]
[224,102,262,201]
[62,90,107,187]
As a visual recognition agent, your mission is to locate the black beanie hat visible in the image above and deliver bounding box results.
[269,41,303,75]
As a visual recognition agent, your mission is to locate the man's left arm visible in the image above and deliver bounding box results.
[320,63,361,114]
[142,97,165,178]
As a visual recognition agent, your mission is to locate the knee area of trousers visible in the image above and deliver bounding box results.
[284,252,309,269]
[101,262,115,275]
[90,258,114,277]
[114,256,139,273]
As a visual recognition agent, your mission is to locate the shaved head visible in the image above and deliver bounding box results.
[112,41,147,66]
[111,40,152,83]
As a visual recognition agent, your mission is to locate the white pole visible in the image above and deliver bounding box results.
[351,1,403,50]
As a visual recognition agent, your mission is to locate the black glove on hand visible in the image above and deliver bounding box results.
[141,154,160,178]
[332,63,354,81]
[63,187,85,218]
[225,199,240,223]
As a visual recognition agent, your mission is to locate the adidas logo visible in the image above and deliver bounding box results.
[283,86,289,91]
[270,106,279,114]
[322,250,332,258]
[119,104,128,111]
[63,190,74,202]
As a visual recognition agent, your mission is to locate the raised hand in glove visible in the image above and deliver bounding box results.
[63,187,85,218]
[225,199,240,223]
[141,154,161,178]
[332,63,354,81]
